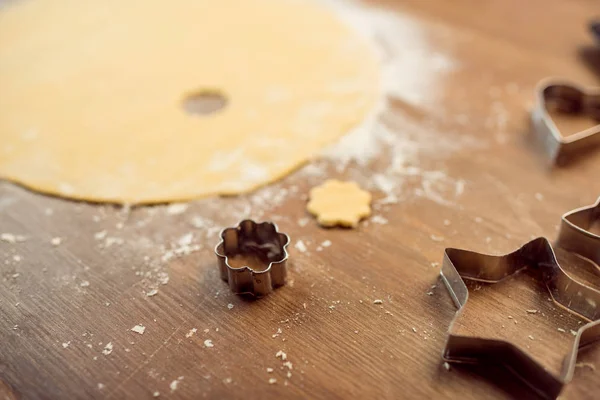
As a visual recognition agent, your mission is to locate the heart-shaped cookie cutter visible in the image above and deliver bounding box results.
[531,79,600,165]
[215,220,290,297]
[440,197,600,399]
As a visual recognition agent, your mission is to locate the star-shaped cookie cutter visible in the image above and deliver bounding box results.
[440,198,600,399]
[531,79,600,165]
[215,220,290,297]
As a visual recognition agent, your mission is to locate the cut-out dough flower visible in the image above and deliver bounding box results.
[307,180,371,228]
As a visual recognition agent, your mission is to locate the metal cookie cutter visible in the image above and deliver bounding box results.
[558,197,600,265]
[591,21,600,42]
[215,220,290,297]
[440,198,600,400]
[530,79,600,165]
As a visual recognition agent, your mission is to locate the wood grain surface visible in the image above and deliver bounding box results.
[1,0,600,399]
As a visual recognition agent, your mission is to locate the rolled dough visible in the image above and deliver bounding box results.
[0,0,379,204]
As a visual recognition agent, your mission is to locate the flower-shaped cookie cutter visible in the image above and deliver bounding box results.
[530,79,600,165]
[440,198,600,399]
[215,220,290,297]
[307,179,371,228]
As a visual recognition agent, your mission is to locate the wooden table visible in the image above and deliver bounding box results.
[1,0,599,399]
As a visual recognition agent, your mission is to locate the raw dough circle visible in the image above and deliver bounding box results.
[0,0,379,203]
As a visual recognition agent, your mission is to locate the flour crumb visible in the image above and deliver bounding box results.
[131,325,146,335]
[557,328,566,333]
[275,350,287,361]
[94,230,107,240]
[412,327,417,333]
[295,240,307,253]
[146,289,158,297]
[104,237,124,247]
[223,377,233,384]
[526,309,538,314]
[204,339,214,348]
[157,272,170,285]
[373,299,383,304]
[80,281,90,287]
[268,378,277,385]
[227,303,234,310]
[443,219,451,226]
[153,391,160,397]
[298,218,310,227]
[51,237,62,246]
[1,233,26,243]
[571,330,578,336]
[430,234,444,242]
[443,362,451,371]
[283,361,293,370]
[528,335,535,340]
[170,376,184,392]
[13,255,21,262]
[267,368,274,373]
[321,240,332,247]
[97,383,105,390]
[186,328,197,338]
[102,342,113,355]
[166,203,189,215]
[371,215,388,225]
[62,341,71,348]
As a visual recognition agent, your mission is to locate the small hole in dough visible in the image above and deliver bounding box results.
[182,90,228,116]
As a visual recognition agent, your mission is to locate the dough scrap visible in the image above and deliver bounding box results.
[307,179,371,227]
[0,0,379,204]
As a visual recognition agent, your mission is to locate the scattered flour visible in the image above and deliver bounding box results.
[102,342,113,355]
[166,203,189,215]
[131,325,146,335]
[277,0,478,209]
[370,215,388,225]
[295,240,307,253]
[161,233,201,262]
[170,376,184,392]
[0,233,26,243]
[185,328,197,338]
[94,230,107,240]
